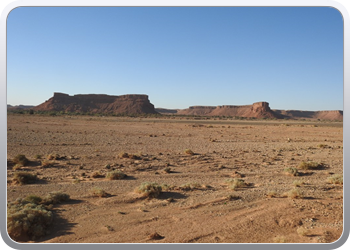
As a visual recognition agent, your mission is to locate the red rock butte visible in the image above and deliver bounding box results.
[33,93,158,114]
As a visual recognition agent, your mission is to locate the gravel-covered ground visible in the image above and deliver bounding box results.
[7,114,343,243]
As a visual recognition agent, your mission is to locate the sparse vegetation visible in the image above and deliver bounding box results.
[184,149,194,155]
[41,191,70,205]
[297,227,309,237]
[13,154,29,166]
[13,172,38,185]
[284,188,303,199]
[225,178,248,190]
[327,174,343,185]
[178,182,202,191]
[298,161,321,170]
[90,187,108,198]
[284,167,299,176]
[266,191,277,198]
[135,182,162,198]
[293,180,304,187]
[106,170,126,180]
[118,152,140,159]
[273,236,287,243]
[91,171,104,178]
[7,192,70,241]
[47,153,60,160]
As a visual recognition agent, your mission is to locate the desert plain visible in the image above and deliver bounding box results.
[6,113,343,243]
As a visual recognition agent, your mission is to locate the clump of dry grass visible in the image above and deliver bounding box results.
[284,167,299,176]
[41,160,54,168]
[184,149,194,155]
[7,198,53,241]
[284,188,303,199]
[178,182,202,191]
[7,192,70,241]
[135,182,162,198]
[266,191,277,198]
[106,170,126,180]
[90,187,109,198]
[327,174,343,185]
[293,180,304,187]
[12,172,38,185]
[47,153,60,160]
[163,167,171,173]
[91,171,104,178]
[225,178,248,190]
[273,236,287,243]
[13,154,29,166]
[298,161,321,170]
[41,191,70,205]
[297,227,309,237]
[118,152,140,159]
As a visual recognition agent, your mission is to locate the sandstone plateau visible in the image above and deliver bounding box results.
[33,93,158,115]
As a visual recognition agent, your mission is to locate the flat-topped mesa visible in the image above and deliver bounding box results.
[34,93,158,114]
[177,101,278,118]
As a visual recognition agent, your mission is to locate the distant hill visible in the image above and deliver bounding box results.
[7,105,35,110]
[157,102,343,121]
[33,92,158,115]
[9,93,343,121]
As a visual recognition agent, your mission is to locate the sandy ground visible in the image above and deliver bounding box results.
[6,114,343,243]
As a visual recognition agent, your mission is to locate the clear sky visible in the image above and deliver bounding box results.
[7,7,343,111]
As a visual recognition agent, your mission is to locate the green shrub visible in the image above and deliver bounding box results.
[135,182,162,198]
[106,170,126,180]
[24,195,42,205]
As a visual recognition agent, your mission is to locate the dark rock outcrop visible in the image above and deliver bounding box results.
[33,93,158,115]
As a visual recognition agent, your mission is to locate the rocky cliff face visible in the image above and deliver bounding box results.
[273,109,343,121]
[33,93,158,114]
[177,102,279,119]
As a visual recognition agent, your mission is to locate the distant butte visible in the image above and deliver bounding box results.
[33,92,158,115]
[13,92,342,121]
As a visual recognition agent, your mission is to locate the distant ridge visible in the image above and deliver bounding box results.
[33,92,158,115]
[157,103,343,121]
[8,93,343,121]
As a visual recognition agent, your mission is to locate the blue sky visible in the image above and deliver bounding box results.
[7,7,343,110]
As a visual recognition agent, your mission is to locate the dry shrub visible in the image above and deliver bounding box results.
[266,191,277,198]
[184,149,194,155]
[7,192,70,241]
[118,152,140,159]
[47,153,60,160]
[178,182,202,191]
[41,191,70,205]
[135,182,162,198]
[90,187,108,198]
[284,188,303,199]
[7,199,53,241]
[106,170,126,180]
[297,227,309,237]
[225,178,248,190]
[13,154,29,166]
[41,160,54,168]
[13,172,38,185]
[284,167,299,176]
[273,236,287,243]
[91,171,104,178]
[327,174,343,185]
[298,161,321,170]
